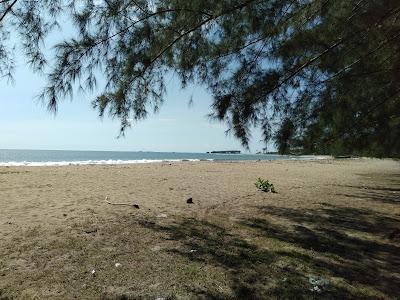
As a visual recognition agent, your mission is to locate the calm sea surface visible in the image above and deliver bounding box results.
[0,149,327,166]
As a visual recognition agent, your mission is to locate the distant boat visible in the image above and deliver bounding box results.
[209,150,241,154]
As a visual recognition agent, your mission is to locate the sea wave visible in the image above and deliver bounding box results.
[289,155,332,160]
[0,159,214,167]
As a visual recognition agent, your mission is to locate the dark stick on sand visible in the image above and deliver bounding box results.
[104,197,140,208]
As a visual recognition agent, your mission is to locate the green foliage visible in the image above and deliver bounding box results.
[1,0,399,157]
[275,118,295,155]
[255,178,276,193]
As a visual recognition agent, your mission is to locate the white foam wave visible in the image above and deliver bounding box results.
[289,155,332,160]
[0,159,213,167]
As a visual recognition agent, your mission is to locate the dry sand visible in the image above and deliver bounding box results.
[0,158,399,299]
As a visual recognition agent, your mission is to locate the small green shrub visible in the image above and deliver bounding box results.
[255,178,276,193]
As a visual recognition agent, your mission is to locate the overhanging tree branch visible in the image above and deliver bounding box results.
[0,0,17,23]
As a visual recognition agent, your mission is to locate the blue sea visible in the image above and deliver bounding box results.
[0,149,328,166]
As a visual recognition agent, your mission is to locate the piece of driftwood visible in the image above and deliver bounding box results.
[104,197,139,208]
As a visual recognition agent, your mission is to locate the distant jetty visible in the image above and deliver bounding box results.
[207,150,241,154]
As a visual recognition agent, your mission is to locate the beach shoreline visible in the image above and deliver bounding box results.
[0,156,334,167]
[0,148,334,167]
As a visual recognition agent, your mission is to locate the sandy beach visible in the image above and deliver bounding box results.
[0,158,399,299]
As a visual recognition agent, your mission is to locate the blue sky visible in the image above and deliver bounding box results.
[0,23,269,153]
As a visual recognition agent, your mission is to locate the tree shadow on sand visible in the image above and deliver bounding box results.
[336,187,400,205]
[244,204,400,297]
[143,218,320,299]
[141,188,400,299]
[335,173,400,205]
[143,208,399,298]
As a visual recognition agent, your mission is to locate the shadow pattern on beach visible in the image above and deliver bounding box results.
[244,205,400,297]
[141,191,400,299]
[143,218,313,299]
[336,186,400,205]
[335,173,400,205]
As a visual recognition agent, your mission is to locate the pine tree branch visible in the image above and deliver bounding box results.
[364,89,400,117]
[206,0,301,63]
[125,0,258,82]
[52,7,215,85]
[263,4,400,98]
[0,0,17,23]
[325,32,400,82]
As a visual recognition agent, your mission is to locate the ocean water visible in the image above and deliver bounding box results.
[0,149,328,166]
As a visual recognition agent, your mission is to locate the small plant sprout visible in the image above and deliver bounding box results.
[255,178,277,193]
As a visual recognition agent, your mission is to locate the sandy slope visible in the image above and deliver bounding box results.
[0,158,399,299]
